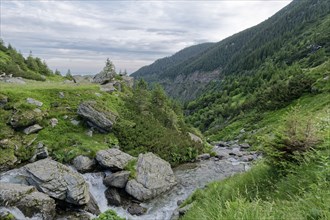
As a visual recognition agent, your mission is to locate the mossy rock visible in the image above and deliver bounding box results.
[9,109,43,129]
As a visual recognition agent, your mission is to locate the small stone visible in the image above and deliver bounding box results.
[23,124,43,135]
[59,92,65,98]
[240,129,245,133]
[95,93,102,97]
[240,143,250,149]
[127,203,147,216]
[86,129,93,137]
[26,98,43,107]
[71,119,80,126]
[242,155,254,162]
[33,108,42,113]
[63,115,68,119]
[72,155,95,173]
[196,153,210,160]
[36,142,49,159]
[50,118,58,127]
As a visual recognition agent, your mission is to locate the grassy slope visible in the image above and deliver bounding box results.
[0,80,122,164]
[182,96,329,219]
[181,61,330,219]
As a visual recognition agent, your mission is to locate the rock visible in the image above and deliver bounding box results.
[240,143,250,149]
[0,95,8,107]
[122,75,134,88]
[125,152,176,201]
[85,193,100,215]
[50,118,58,127]
[96,148,134,171]
[72,155,95,173]
[33,108,42,113]
[93,63,116,84]
[103,171,130,188]
[127,203,147,216]
[242,155,254,162]
[95,92,102,97]
[0,183,56,219]
[105,188,121,206]
[188,132,203,143]
[9,110,43,129]
[23,124,43,135]
[178,203,194,216]
[77,101,117,133]
[35,142,49,160]
[86,129,93,137]
[215,152,230,159]
[217,141,229,147]
[240,128,245,133]
[24,158,90,205]
[59,92,65,98]
[196,153,210,160]
[4,77,26,84]
[26,98,43,107]
[100,83,116,93]
[71,119,80,126]
[0,209,15,220]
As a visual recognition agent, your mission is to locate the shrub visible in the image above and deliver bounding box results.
[264,105,320,169]
[93,209,124,220]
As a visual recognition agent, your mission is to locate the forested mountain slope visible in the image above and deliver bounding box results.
[132,0,330,101]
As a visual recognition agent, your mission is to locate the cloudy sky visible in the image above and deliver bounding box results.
[1,0,292,75]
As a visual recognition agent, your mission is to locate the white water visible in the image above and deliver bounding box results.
[82,147,254,220]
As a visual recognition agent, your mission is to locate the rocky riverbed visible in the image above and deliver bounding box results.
[0,142,259,220]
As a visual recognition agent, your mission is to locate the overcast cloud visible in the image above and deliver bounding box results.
[1,0,291,75]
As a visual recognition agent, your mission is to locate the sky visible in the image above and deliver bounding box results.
[1,0,292,75]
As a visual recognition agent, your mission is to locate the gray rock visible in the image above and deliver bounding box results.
[36,142,49,159]
[126,152,177,201]
[72,155,95,173]
[9,110,43,129]
[24,159,90,205]
[240,128,246,133]
[23,124,43,135]
[4,77,26,84]
[242,155,254,162]
[95,92,102,97]
[71,119,80,126]
[59,92,65,98]
[122,75,134,88]
[77,101,117,133]
[26,98,43,107]
[85,193,100,215]
[0,95,8,107]
[0,183,56,219]
[240,143,250,149]
[215,152,230,159]
[86,129,93,137]
[196,153,210,160]
[127,203,147,216]
[100,82,116,93]
[188,132,203,143]
[105,188,121,206]
[103,171,130,188]
[50,118,58,127]
[33,108,42,113]
[178,203,194,216]
[96,148,134,171]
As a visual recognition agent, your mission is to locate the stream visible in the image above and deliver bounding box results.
[84,146,255,220]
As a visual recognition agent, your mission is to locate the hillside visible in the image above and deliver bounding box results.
[132,0,330,101]
[0,40,56,81]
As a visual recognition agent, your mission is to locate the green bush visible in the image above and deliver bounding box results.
[93,210,124,220]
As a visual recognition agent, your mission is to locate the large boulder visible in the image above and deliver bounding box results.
[0,183,56,219]
[125,153,177,201]
[72,155,96,173]
[103,171,130,188]
[77,101,117,133]
[96,148,134,171]
[105,188,122,206]
[24,159,90,205]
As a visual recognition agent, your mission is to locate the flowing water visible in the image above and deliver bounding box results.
[83,146,253,220]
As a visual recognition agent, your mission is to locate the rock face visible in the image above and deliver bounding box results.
[127,203,147,216]
[0,183,56,219]
[126,152,177,201]
[26,98,43,107]
[24,159,90,205]
[96,148,134,171]
[23,124,43,134]
[103,171,130,188]
[72,155,95,173]
[77,101,117,133]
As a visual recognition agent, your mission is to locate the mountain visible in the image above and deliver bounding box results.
[131,0,330,101]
